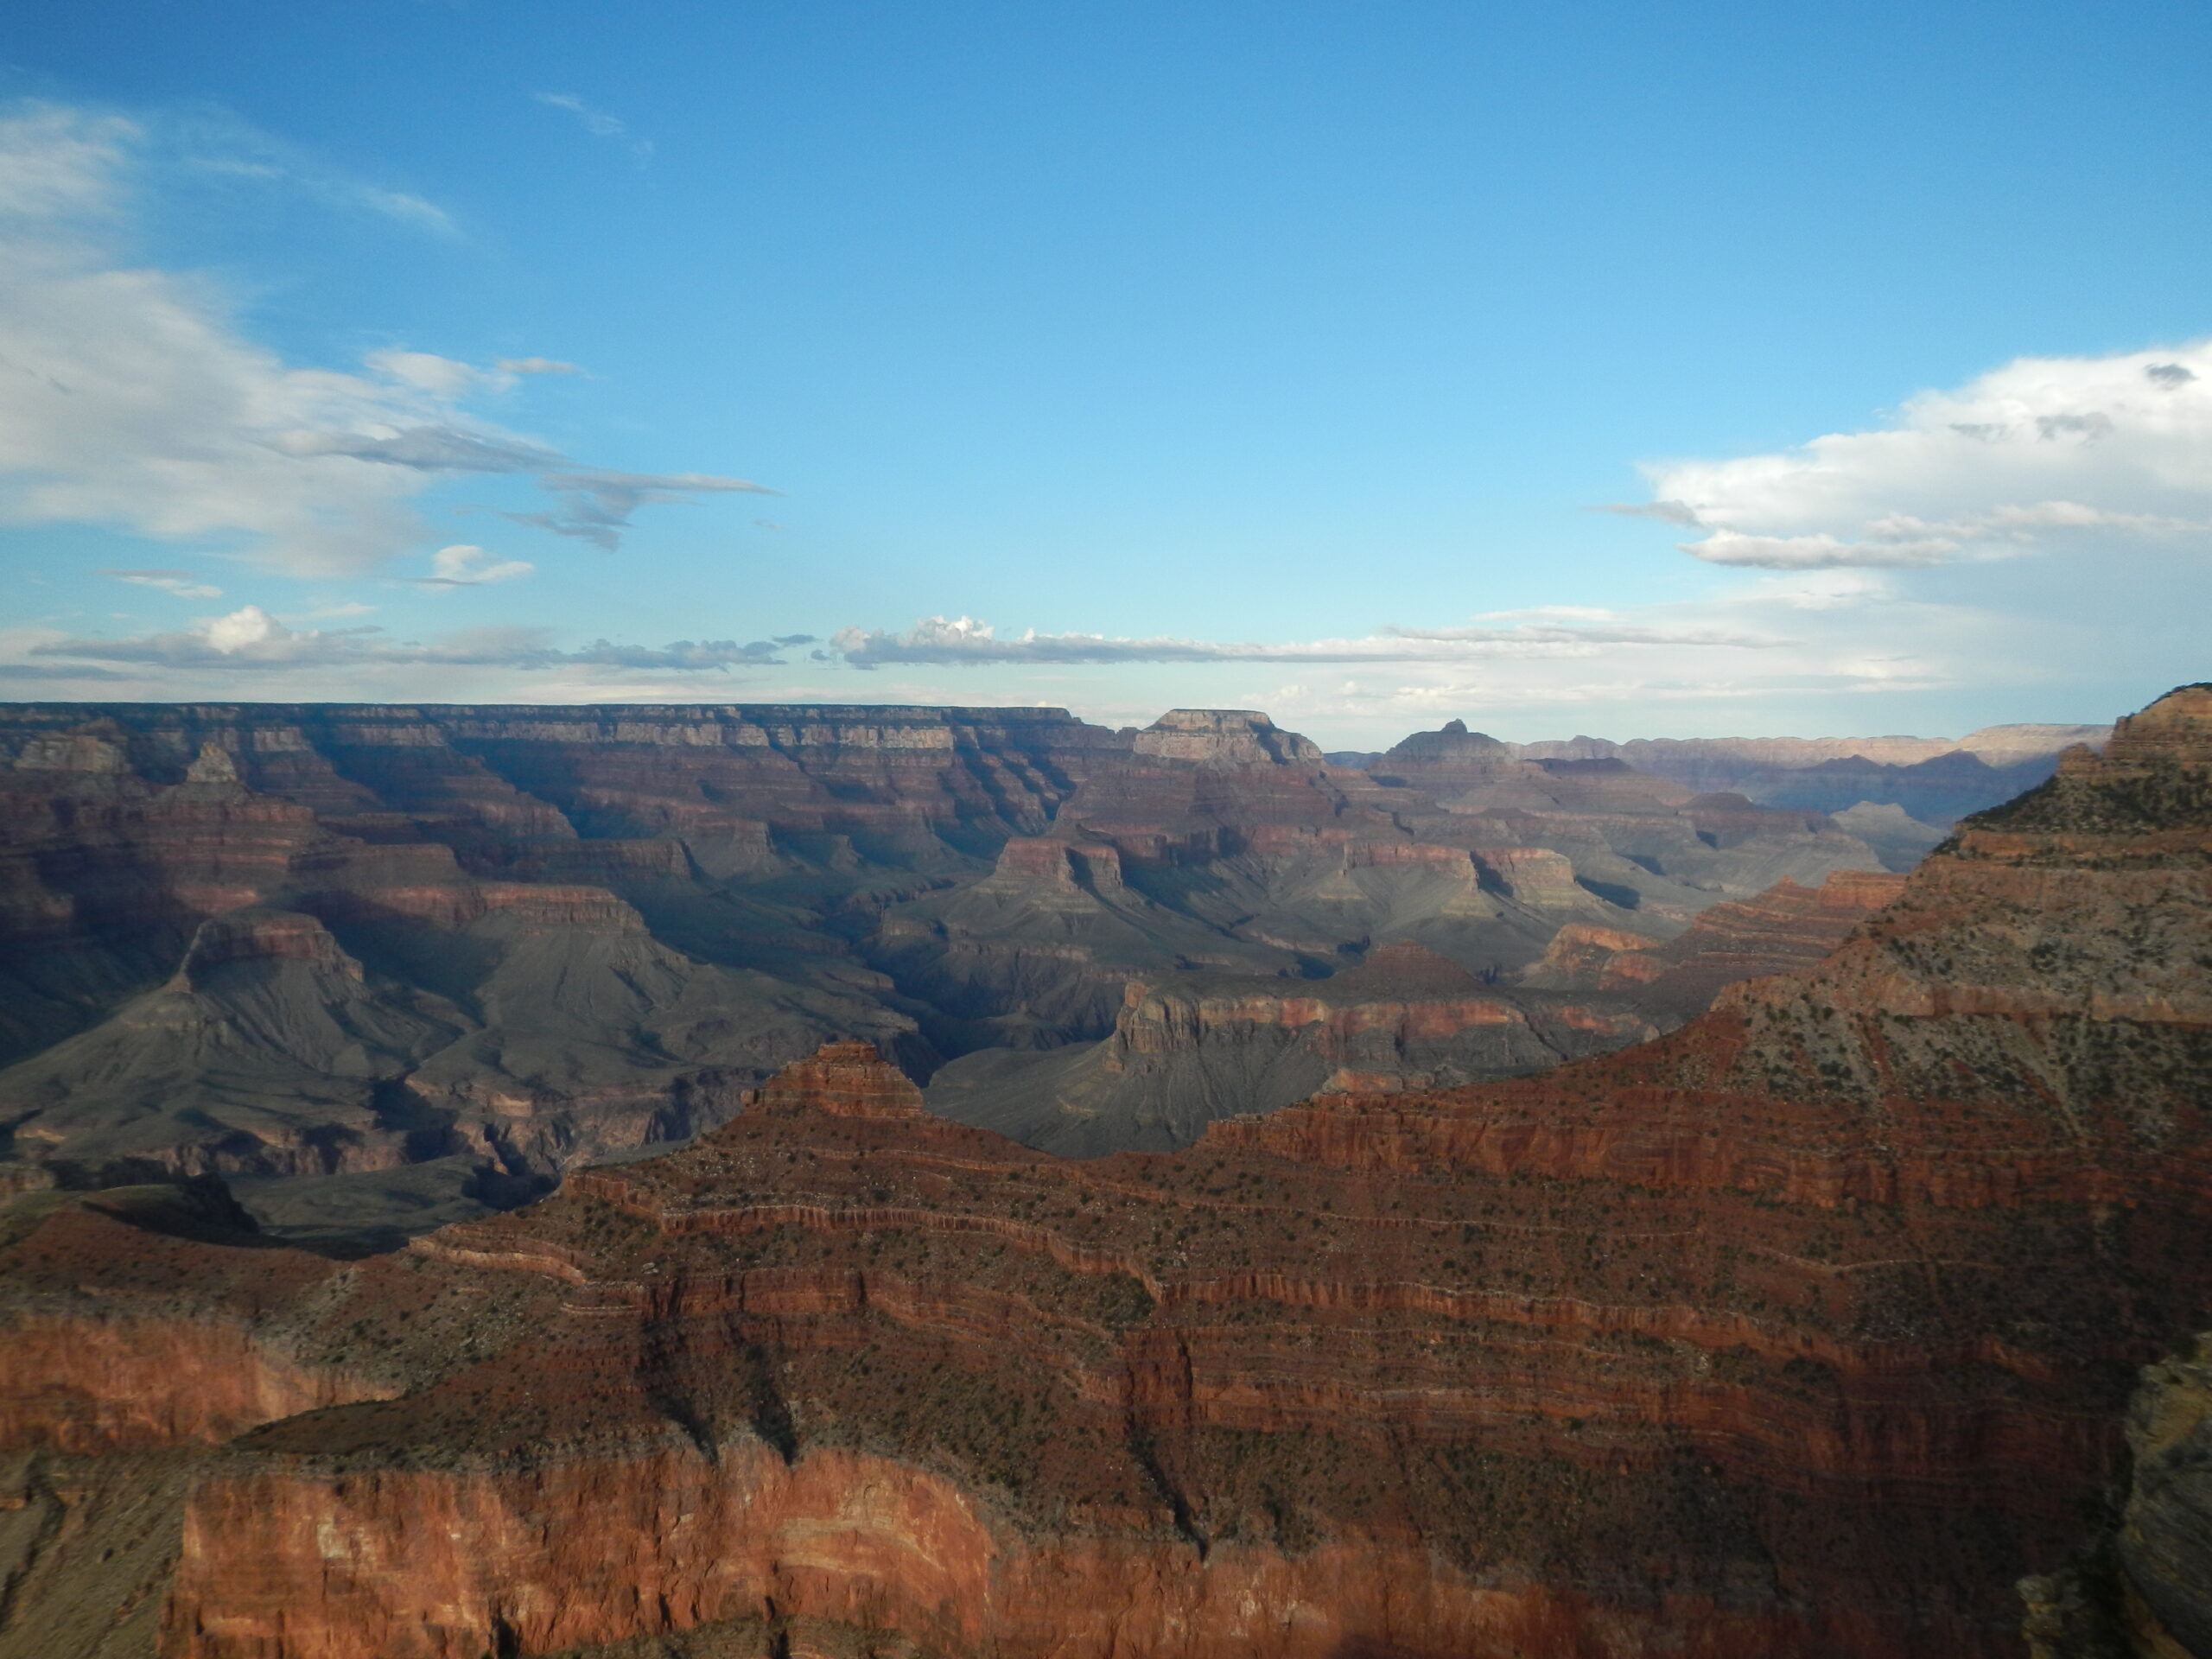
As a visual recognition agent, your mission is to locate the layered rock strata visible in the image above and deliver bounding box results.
[0,702,1970,1233]
[0,683,2203,1659]
[931,866,1911,1158]
[923,941,1663,1154]
[1527,867,1910,1018]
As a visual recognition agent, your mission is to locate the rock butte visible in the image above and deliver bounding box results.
[0,683,2202,1658]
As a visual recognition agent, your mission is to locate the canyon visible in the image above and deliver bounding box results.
[0,701,1968,1238]
[0,683,2202,1658]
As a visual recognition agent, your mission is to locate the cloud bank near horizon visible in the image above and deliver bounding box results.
[19,603,811,675]
[827,613,1783,668]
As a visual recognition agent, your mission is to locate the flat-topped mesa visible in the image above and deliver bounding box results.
[174,908,358,984]
[10,722,133,775]
[1131,709,1325,768]
[1472,845,1584,906]
[982,836,1127,893]
[747,1040,925,1119]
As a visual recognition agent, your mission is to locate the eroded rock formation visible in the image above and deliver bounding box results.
[0,702,1910,1216]
[0,683,2202,1659]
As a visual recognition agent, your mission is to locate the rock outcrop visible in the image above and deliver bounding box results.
[2020,1333,2212,1659]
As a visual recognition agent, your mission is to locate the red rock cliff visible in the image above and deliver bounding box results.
[6,690,2202,1659]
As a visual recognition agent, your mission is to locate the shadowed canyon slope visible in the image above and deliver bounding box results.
[0,683,2203,1659]
[0,702,1936,1234]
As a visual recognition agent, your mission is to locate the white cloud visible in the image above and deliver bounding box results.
[1682,530,1958,569]
[0,101,762,576]
[361,348,498,400]
[1639,340,2212,569]
[29,604,809,673]
[98,566,220,599]
[204,603,282,652]
[410,543,534,587]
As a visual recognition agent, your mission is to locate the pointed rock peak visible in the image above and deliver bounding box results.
[1133,709,1325,767]
[1379,720,1515,767]
[183,741,241,785]
[753,1040,925,1120]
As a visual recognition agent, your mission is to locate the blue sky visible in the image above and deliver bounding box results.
[2,1,2208,743]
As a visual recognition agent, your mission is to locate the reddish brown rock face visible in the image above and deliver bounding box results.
[1,690,2198,1659]
[116,1018,2152,1658]
[1529,867,1911,1016]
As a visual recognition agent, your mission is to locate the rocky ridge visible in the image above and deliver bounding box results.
[1512,722,2113,826]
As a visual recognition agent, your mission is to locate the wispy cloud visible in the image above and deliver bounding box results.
[500,470,777,550]
[405,543,534,588]
[830,613,1783,669]
[99,566,221,599]
[533,92,653,163]
[1678,531,1959,570]
[0,101,766,575]
[168,106,459,235]
[0,104,136,219]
